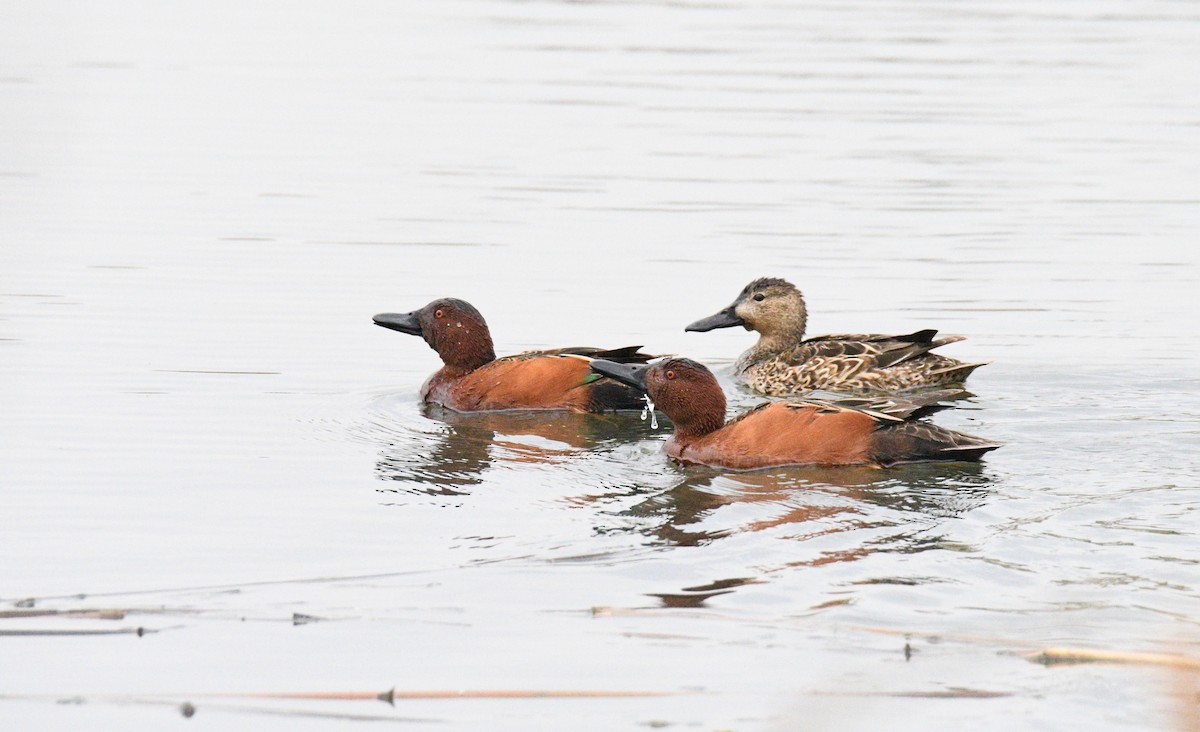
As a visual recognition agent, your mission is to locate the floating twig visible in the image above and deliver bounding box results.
[811,688,1013,699]
[226,688,680,703]
[0,608,127,620]
[1026,648,1200,670]
[0,627,153,637]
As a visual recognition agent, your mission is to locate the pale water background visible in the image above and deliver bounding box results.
[3,1,1199,729]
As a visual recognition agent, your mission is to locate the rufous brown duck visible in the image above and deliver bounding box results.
[590,357,1000,470]
[374,298,654,412]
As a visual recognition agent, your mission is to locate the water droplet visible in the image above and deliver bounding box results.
[641,395,658,429]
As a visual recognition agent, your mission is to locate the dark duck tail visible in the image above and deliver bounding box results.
[870,420,1001,466]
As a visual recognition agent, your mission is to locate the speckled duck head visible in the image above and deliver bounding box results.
[685,277,808,342]
[374,298,497,371]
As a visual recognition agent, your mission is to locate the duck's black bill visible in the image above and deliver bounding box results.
[590,359,648,391]
[685,307,744,332]
[373,312,423,336]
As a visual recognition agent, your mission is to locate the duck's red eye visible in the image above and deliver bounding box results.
[666,370,676,380]
[434,309,444,318]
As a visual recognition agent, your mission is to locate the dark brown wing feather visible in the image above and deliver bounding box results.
[826,389,970,421]
[869,421,1001,465]
[788,330,965,370]
[533,345,656,363]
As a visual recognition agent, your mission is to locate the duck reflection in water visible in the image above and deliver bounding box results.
[374,403,663,496]
[620,463,991,547]
[615,463,993,607]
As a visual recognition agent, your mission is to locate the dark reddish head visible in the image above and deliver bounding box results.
[589,357,727,437]
[374,298,496,371]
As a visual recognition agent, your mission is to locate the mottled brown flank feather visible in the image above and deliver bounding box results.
[739,331,985,395]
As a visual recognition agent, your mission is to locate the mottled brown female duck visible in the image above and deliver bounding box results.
[374,298,653,412]
[590,357,999,470]
[685,277,986,394]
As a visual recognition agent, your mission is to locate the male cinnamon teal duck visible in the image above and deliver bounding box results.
[374,298,654,412]
[685,277,986,394]
[590,357,999,470]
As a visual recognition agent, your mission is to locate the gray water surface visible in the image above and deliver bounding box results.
[3,1,1199,729]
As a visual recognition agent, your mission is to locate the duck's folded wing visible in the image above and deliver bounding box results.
[870,420,1002,465]
[814,389,971,422]
[782,397,904,424]
[520,345,656,363]
[793,330,966,369]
